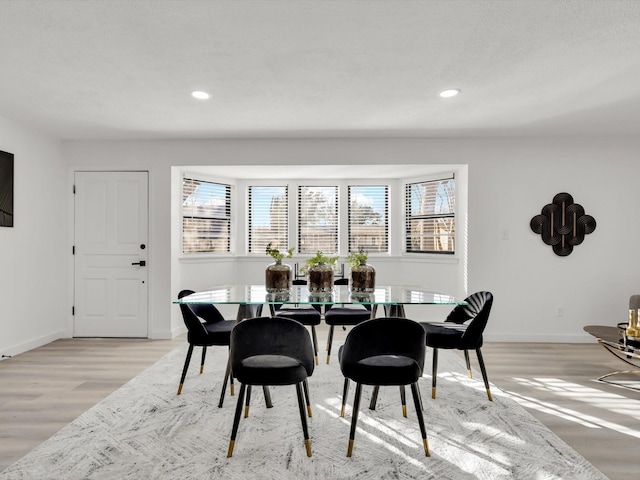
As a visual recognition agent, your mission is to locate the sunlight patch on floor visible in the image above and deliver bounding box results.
[318,389,518,477]
[504,387,640,439]
[513,377,640,421]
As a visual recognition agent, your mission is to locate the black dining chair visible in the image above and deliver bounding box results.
[177,289,236,407]
[324,278,373,364]
[270,279,323,365]
[227,316,315,458]
[338,317,429,458]
[421,291,494,401]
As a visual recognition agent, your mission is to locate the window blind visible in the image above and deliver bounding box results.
[405,175,455,254]
[348,185,389,253]
[182,177,231,253]
[248,185,289,253]
[297,185,338,254]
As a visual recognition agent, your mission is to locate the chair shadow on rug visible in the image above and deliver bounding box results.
[227,316,316,458]
[338,317,430,458]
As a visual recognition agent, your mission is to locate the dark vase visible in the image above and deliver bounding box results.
[350,261,375,294]
[265,260,292,294]
[308,262,334,294]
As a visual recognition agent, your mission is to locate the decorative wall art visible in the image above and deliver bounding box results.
[530,192,596,256]
[0,150,14,227]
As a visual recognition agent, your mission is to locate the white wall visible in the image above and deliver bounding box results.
[60,137,640,344]
[0,114,66,357]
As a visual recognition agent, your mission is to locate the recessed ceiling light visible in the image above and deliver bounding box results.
[439,89,461,98]
[191,91,210,100]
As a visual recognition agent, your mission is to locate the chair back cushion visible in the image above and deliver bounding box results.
[178,289,226,324]
[178,303,209,340]
[230,317,315,378]
[339,317,425,384]
[446,291,493,349]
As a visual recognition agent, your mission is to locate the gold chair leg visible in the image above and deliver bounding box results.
[431,386,436,399]
[177,383,184,395]
[227,440,235,458]
[487,388,493,402]
[423,438,431,457]
[305,439,312,457]
[244,406,250,418]
[347,439,354,457]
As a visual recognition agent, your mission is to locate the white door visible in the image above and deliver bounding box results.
[74,171,149,337]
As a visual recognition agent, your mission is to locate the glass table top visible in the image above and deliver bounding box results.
[174,284,465,306]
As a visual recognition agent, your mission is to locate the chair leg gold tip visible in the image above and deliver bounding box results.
[424,439,430,457]
[340,405,345,417]
[244,406,250,418]
[307,405,313,417]
[431,387,436,399]
[230,385,234,396]
[200,365,204,374]
[227,441,235,458]
[315,356,318,366]
[305,439,312,457]
[487,389,493,402]
[326,356,331,365]
[347,439,354,457]
[177,384,183,395]
[402,405,407,417]
[467,369,472,378]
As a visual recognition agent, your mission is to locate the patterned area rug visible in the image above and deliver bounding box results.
[0,344,607,480]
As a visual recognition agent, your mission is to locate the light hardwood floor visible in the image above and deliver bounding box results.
[1,331,639,479]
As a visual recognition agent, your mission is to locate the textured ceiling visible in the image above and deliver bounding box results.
[0,0,639,140]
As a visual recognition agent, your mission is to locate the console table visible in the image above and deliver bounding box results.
[583,324,640,391]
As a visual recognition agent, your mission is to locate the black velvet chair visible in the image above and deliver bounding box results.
[227,316,315,458]
[270,279,322,365]
[177,289,236,408]
[338,317,429,458]
[324,278,373,364]
[421,291,494,401]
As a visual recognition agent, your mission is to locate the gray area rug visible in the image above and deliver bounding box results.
[0,344,607,479]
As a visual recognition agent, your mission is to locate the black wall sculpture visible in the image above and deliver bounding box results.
[530,192,596,256]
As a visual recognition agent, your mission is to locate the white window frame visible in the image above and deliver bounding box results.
[178,170,462,260]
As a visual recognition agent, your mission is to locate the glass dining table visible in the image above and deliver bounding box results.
[175,285,465,410]
[174,284,466,320]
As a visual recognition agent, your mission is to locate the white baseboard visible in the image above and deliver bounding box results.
[150,325,186,340]
[484,332,595,343]
[1,330,68,358]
